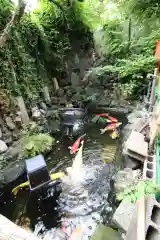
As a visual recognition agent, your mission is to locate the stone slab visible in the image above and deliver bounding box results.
[91,224,121,240]
[126,131,148,158]
[112,200,136,233]
[126,195,160,240]
[126,150,146,162]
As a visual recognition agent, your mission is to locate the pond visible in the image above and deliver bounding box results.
[0,113,127,239]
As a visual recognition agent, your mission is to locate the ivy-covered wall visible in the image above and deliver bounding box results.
[0,0,92,104]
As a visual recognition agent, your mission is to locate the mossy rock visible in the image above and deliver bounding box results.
[91,224,121,240]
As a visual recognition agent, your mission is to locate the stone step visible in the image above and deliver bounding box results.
[125,131,148,160]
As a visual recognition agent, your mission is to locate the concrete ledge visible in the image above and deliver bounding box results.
[0,214,39,240]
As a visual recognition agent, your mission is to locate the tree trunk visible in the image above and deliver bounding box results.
[0,0,26,47]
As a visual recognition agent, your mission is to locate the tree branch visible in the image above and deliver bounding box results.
[0,0,26,47]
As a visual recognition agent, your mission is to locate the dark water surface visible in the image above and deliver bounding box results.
[0,113,127,239]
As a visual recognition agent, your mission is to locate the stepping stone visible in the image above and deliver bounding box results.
[125,131,148,161]
[91,224,121,240]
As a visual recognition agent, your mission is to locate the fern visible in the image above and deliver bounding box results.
[20,133,54,158]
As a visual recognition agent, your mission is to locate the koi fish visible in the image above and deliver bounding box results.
[95,114,118,123]
[69,134,86,154]
[67,140,84,181]
[96,113,109,117]
[100,122,122,134]
[110,129,119,139]
[108,115,118,122]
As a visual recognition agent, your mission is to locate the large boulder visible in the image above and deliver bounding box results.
[0,140,8,153]
[3,160,26,184]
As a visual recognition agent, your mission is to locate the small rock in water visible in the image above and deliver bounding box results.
[5,117,16,130]
[0,140,8,153]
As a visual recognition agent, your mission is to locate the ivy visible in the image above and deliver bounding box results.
[0,0,90,104]
[117,180,160,203]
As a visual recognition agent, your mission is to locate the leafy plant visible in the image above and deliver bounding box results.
[20,133,54,158]
[117,180,160,203]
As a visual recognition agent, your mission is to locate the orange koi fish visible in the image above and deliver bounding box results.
[107,115,118,122]
[69,134,86,154]
[96,113,109,117]
[100,122,122,134]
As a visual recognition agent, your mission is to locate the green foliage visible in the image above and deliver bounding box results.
[91,0,160,99]
[1,0,159,102]
[117,180,160,203]
[0,0,90,104]
[21,132,54,158]
[114,0,160,21]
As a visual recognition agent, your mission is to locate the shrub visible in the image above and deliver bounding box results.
[20,133,54,158]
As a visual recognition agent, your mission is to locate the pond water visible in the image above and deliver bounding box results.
[0,114,126,239]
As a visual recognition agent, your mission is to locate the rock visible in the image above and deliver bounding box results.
[74,54,80,66]
[3,160,25,184]
[58,97,67,107]
[72,94,83,101]
[0,140,8,153]
[14,116,22,127]
[51,97,59,104]
[98,98,112,107]
[39,102,47,111]
[46,110,59,119]
[31,106,41,120]
[124,156,141,170]
[112,168,140,193]
[2,129,13,145]
[12,130,21,141]
[0,128,2,138]
[43,86,51,104]
[57,88,64,97]
[4,140,22,160]
[127,108,148,123]
[40,109,45,115]
[71,72,80,88]
[91,224,121,240]
[47,120,60,134]
[63,86,70,91]
[5,117,16,130]
[0,117,4,126]
[66,88,76,97]
[112,200,136,233]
